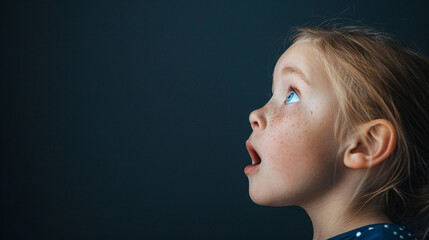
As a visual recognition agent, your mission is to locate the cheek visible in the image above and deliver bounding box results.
[264,106,335,175]
[265,111,313,169]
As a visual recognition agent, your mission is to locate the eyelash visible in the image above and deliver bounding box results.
[269,85,300,102]
[284,86,301,104]
[288,86,298,95]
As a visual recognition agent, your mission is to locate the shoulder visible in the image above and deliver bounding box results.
[327,223,418,240]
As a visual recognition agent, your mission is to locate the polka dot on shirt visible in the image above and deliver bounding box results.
[328,223,417,240]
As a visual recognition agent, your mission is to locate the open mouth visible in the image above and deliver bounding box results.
[246,141,261,165]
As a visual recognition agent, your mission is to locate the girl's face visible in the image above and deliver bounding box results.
[245,42,340,207]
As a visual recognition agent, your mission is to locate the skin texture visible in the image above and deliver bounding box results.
[246,41,393,240]
[246,41,340,206]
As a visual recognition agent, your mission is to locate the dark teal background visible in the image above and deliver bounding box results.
[2,1,428,239]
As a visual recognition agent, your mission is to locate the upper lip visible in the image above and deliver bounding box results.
[246,140,261,165]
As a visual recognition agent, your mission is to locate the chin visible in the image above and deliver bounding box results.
[248,187,290,207]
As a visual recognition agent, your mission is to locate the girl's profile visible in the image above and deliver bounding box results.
[245,23,429,240]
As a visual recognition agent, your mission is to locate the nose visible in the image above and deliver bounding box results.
[249,107,267,131]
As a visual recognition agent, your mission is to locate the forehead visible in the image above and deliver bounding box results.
[273,42,326,82]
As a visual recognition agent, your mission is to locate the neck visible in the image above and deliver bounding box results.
[303,198,391,240]
[301,169,392,240]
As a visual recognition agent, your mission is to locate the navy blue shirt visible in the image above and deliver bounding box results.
[327,223,418,240]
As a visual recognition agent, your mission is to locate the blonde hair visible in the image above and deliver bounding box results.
[290,24,429,239]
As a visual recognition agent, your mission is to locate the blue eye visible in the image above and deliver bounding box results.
[285,91,300,104]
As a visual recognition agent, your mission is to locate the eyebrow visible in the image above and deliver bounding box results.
[281,66,310,85]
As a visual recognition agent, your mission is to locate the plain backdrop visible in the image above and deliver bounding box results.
[2,0,429,239]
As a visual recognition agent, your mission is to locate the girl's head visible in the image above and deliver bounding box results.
[245,41,341,206]
[245,24,429,238]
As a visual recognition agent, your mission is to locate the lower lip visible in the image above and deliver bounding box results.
[244,164,260,175]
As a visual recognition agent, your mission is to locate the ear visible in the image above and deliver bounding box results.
[344,119,397,169]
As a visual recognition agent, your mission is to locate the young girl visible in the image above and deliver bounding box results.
[244,24,429,240]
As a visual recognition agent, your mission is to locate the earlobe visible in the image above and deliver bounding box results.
[344,119,397,169]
